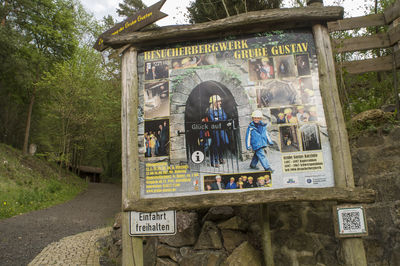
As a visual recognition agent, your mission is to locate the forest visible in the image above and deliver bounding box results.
[0,0,398,183]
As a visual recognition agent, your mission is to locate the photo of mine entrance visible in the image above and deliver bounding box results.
[184,80,241,173]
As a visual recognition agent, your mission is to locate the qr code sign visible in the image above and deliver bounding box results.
[342,212,361,230]
[337,207,366,235]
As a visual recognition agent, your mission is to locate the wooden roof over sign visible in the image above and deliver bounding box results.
[103,6,344,50]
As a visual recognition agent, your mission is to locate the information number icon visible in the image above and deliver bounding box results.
[191,151,204,164]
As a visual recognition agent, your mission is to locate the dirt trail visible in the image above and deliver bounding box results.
[0,183,121,266]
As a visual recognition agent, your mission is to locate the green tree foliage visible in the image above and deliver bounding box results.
[187,0,282,23]
[117,0,147,18]
[31,11,122,180]
[0,1,123,181]
[0,0,79,154]
[0,21,31,147]
[333,0,399,122]
[34,45,121,178]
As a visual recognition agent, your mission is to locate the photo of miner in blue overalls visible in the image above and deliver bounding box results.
[207,95,229,168]
[245,110,274,172]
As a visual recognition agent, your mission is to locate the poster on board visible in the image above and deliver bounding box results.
[137,30,335,198]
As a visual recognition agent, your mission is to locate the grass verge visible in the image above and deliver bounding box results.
[0,143,87,219]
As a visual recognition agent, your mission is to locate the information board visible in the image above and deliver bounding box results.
[137,30,335,198]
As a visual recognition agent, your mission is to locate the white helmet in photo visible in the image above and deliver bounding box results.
[251,110,263,118]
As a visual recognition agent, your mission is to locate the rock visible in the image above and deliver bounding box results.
[234,206,262,226]
[113,212,122,230]
[389,126,400,141]
[217,216,249,231]
[221,229,247,252]
[111,227,121,244]
[157,244,181,262]
[306,208,334,235]
[194,221,223,250]
[144,237,158,266]
[159,211,199,247]
[364,239,385,265]
[354,149,370,163]
[202,207,235,223]
[315,243,340,265]
[360,173,400,202]
[225,241,262,266]
[179,247,192,258]
[364,204,394,239]
[351,109,389,128]
[355,134,384,148]
[206,252,227,266]
[286,232,317,252]
[109,239,122,263]
[98,235,114,266]
[179,248,227,266]
[381,104,396,113]
[390,244,400,266]
[247,222,263,251]
[156,257,178,266]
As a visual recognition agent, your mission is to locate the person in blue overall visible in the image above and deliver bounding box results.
[245,110,274,172]
[207,95,229,167]
[225,177,237,189]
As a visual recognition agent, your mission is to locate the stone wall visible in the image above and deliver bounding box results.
[104,123,400,265]
[351,125,400,265]
[142,206,265,266]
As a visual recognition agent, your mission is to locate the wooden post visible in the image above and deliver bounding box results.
[309,9,368,266]
[393,47,400,120]
[312,23,367,266]
[121,47,143,266]
[260,204,274,266]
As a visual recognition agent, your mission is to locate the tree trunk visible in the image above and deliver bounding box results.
[23,86,36,155]
[221,0,230,17]
[23,67,41,156]
[375,0,382,82]
[1,1,7,26]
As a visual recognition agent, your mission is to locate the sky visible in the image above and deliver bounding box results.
[81,0,375,26]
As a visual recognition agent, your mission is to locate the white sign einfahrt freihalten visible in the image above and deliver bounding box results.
[129,211,176,236]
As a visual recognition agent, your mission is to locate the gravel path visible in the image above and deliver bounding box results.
[0,183,121,266]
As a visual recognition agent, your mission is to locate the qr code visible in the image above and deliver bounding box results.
[338,207,366,235]
[341,211,361,231]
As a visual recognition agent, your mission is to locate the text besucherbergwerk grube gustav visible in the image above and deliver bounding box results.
[144,40,309,60]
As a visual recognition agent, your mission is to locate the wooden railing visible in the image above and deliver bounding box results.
[328,0,400,74]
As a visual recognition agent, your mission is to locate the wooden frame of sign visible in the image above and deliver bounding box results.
[117,5,377,213]
[113,3,376,266]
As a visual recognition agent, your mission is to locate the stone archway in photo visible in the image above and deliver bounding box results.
[169,68,252,164]
[184,80,240,170]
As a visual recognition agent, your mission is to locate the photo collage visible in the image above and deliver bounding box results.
[249,53,322,154]
[139,31,335,198]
